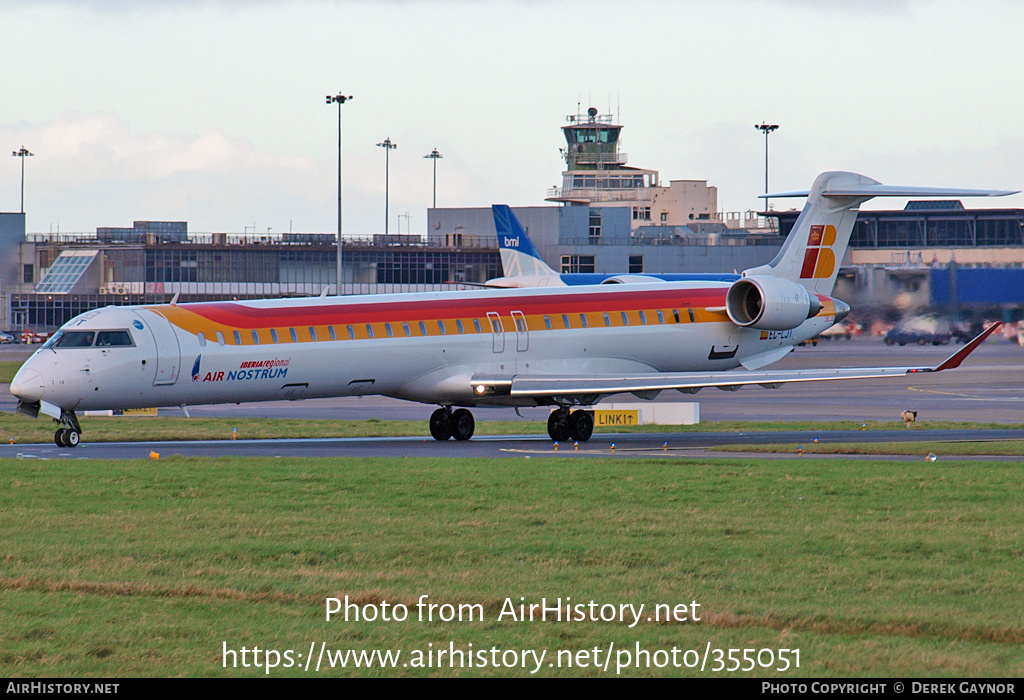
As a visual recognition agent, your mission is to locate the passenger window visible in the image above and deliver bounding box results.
[603,313,611,327]
[580,314,589,328]
[562,314,570,329]
[309,327,318,341]
[657,310,665,324]
[688,308,696,323]
[456,319,465,334]
[620,312,629,326]
[329,326,337,340]
[639,311,647,325]
[270,329,279,343]
[438,320,446,335]
[544,315,552,330]
[385,323,394,338]
[251,330,260,344]
[473,318,482,333]
[419,321,428,335]
[216,331,225,346]
[516,317,526,332]
[347,325,355,340]
[403,322,411,337]
[95,330,133,347]
[366,324,375,339]
[490,318,501,333]
[673,309,681,323]
[198,332,207,347]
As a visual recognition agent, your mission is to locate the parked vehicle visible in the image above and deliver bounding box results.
[20,330,51,344]
[820,320,862,340]
[0,332,14,344]
[884,316,952,346]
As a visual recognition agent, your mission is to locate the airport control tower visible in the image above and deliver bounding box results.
[546,106,661,205]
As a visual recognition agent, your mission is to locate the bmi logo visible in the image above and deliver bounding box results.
[503,236,519,248]
[800,224,837,279]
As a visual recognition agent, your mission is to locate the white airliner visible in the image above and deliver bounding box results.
[9,171,1013,447]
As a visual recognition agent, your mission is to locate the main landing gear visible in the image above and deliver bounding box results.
[547,407,594,443]
[427,405,595,443]
[430,406,475,441]
[54,409,82,448]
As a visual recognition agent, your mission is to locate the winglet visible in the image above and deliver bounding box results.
[931,322,1002,372]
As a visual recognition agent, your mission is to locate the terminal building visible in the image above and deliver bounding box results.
[3,107,1024,332]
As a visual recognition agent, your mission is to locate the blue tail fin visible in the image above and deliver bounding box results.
[492,205,561,279]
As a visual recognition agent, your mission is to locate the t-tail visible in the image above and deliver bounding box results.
[491,204,563,283]
[725,171,1016,332]
[744,171,1017,295]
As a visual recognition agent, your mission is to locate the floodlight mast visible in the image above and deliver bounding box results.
[326,94,352,294]
[754,123,779,211]
[376,137,397,235]
[12,146,33,214]
[424,148,443,209]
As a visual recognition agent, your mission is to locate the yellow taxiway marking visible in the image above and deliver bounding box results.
[908,386,1024,401]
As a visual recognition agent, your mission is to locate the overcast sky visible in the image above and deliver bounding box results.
[3,0,1023,235]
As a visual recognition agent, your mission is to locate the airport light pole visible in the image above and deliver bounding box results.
[423,148,443,209]
[326,93,352,294]
[754,123,778,212]
[12,146,33,214]
[376,137,397,235]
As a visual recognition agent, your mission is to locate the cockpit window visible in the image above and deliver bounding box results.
[44,329,134,349]
[96,330,133,347]
[52,331,96,348]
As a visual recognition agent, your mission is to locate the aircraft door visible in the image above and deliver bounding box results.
[134,310,181,385]
[511,310,528,351]
[487,312,505,353]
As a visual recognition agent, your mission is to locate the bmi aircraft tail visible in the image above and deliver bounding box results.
[492,205,562,281]
[745,171,1017,295]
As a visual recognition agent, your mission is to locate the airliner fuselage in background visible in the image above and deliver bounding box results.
[10,172,1014,446]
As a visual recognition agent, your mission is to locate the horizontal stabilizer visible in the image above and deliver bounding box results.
[762,186,1018,199]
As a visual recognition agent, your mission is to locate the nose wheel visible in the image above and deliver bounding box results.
[53,409,82,448]
[55,428,81,448]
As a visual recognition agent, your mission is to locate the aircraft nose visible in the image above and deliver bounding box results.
[10,367,44,403]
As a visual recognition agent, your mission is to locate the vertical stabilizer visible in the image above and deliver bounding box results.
[744,171,1016,296]
[744,172,876,296]
[492,205,561,280]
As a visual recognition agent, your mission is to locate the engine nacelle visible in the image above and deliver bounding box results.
[600,275,668,285]
[726,276,821,331]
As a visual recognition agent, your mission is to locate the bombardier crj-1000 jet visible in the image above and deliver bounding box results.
[10,172,1014,447]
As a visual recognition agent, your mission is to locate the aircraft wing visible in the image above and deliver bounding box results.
[472,323,1001,400]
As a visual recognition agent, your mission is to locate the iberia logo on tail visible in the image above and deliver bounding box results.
[800,224,837,279]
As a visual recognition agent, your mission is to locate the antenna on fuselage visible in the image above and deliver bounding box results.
[170,292,180,306]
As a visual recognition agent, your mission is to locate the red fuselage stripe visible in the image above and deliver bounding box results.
[170,288,729,329]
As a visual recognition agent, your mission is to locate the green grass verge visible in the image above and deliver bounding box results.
[1,455,1022,677]
[714,441,1024,456]
[0,360,28,384]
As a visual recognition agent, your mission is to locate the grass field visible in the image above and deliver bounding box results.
[1,454,1022,677]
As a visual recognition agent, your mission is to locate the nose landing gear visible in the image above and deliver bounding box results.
[429,406,476,441]
[53,409,82,448]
